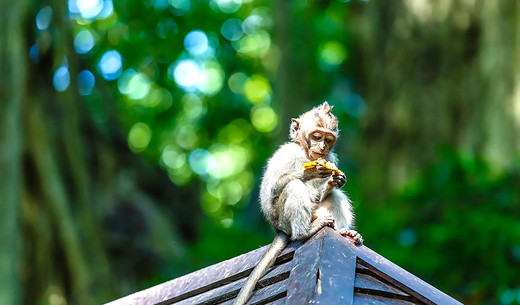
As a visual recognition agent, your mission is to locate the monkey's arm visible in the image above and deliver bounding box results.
[318,171,346,201]
[270,166,335,204]
[265,158,330,202]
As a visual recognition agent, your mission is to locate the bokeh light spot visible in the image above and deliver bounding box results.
[209,144,248,178]
[189,149,215,176]
[169,0,191,16]
[170,60,223,95]
[162,145,187,169]
[212,0,242,14]
[251,105,277,132]
[29,44,39,63]
[68,0,103,19]
[98,50,122,80]
[176,125,198,149]
[221,18,244,41]
[243,74,271,103]
[98,0,113,19]
[74,29,95,54]
[242,14,263,34]
[233,31,271,58]
[182,94,205,119]
[117,69,150,100]
[397,229,417,247]
[184,30,209,56]
[78,70,95,95]
[319,40,348,70]
[53,66,70,92]
[201,192,221,215]
[36,6,53,30]
[152,0,169,10]
[128,123,152,152]
[199,62,224,95]
[172,59,200,90]
[343,93,366,118]
[228,72,247,94]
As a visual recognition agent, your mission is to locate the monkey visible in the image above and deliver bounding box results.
[233,102,362,305]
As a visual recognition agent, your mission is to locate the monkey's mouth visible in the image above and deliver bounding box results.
[310,151,325,159]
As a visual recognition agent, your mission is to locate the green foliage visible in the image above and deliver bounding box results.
[70,0,281,225]
[358,150,520,304]
[12,0,519,304]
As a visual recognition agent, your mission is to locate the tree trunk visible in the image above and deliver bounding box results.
[0,0,27,303]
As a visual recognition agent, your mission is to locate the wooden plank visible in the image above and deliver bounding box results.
[354,287,421,304]
[356,262,369,271]
[353,293,417,305]
[245,278,288,305]
[355,271,410,297]
[266,297,287,305]
[104,240,303,305]
[347,242,463,305]
[174,260,292,305]
[221,278,289,305]
[313,228,357,304]
[285,229,325,304]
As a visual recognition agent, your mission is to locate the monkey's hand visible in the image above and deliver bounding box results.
[302,164,334,181]
[339,228,363,245]
[328,171,346,188]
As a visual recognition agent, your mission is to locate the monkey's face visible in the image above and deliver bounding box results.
[307,129,336,160]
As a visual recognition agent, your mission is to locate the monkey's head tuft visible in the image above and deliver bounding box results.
[309,101,338,131]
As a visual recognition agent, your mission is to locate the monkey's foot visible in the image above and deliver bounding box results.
[339,228,363,245]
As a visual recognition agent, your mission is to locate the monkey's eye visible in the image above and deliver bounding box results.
[325,137,335,145]
[312,133,322,141]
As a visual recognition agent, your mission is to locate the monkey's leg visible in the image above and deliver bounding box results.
[281,180,334,240]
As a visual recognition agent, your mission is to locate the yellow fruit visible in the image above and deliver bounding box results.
[302,158,343,175]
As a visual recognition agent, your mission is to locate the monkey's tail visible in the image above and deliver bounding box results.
[233,232,290,305]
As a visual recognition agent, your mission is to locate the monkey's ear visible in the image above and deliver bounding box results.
[290,118,301,140]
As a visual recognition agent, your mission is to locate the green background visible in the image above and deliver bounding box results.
[1,0,519,304]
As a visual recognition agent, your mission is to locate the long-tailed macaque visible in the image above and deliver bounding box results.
[233,102,362,305]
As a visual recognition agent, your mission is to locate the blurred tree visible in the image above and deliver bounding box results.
[352,0,520,201]
[0,0,27,304]
[1,0,197,303]
[348,1,520,304]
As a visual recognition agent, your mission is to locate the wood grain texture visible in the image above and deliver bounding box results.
[105,241,302,305]
[285,229,325,304]
[313,228,357,304]
[354,272,410,297]
[175,259,292,305]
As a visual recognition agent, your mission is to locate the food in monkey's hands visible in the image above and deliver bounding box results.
[302,158,343,176]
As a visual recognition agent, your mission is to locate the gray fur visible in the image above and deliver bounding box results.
[260,142,354,239]
[233,103,357,305]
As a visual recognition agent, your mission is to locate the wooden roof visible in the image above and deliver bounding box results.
[105,227,462,305]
